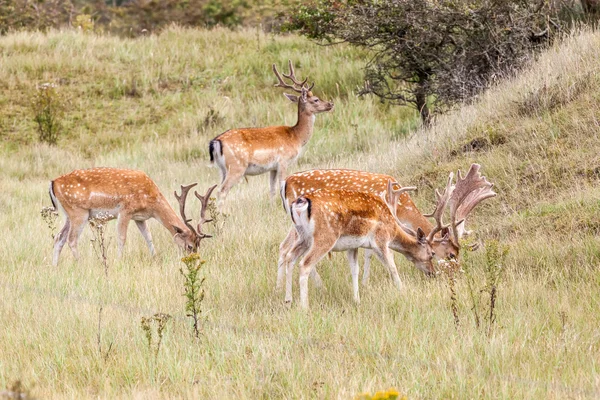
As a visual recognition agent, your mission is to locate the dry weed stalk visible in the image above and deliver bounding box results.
[89,212,113,277]
[438,258,462,329]
[40,206,59,239]
[141,313,172,359]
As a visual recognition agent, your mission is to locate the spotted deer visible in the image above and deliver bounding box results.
[281,182,434,309]
[209,60,334,207]
[277,164,496,288]
[49,167,216,266]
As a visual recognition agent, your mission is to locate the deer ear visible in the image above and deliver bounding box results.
[284,93,299,103]
[417,227,426,243]
[173,226,184,235]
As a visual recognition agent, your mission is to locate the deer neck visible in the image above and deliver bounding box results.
[389,225,419,255]
[291,105,315,146]
[153,198,190,237]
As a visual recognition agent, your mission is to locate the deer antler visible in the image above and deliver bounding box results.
[175,183,199,236]
[448,164,496,247]
[425,172,454,243]
[382,180,417,235]
[272,60,314,94]
[194,185,218,240]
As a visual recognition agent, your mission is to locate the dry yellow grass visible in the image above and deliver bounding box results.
[0,27,599,399]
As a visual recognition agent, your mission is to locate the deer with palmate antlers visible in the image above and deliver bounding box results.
[49,167,216,266]
[281,182,434,309]
[209,60,334,208]
[277,164,496,290]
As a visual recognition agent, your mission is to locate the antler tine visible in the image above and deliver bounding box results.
[282,59,309,88]
[448,164,497,246]
[174,183,199,235]
[382,180,417,235]
[194,184,218,238]
[273,60,311,93]
[425,172,454,243]
[272,63,303,93]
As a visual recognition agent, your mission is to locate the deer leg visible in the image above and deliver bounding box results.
[347,248,360,303]
[270,164,287,200]
[374,246,403,292]
[217,166,245,209]
[310,268,324,288]
[52,219,70,266]
[298,243,332,310]
[135,220,155,256]
[269,170,278,199]
[362,249,374,285]
[67,212,88,261]
[284,236,310,304]
[116,213,132,257]
[277,228,296,290]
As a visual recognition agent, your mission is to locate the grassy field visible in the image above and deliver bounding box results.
[1,26,599,399]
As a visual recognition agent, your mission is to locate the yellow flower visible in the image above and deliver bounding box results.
[372,391,388,400]
[386,388,400,399]
[181,253,201,264]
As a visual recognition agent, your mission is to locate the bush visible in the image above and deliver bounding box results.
[31,83,65,145]
[287,0,561,124]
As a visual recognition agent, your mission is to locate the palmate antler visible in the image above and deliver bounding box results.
[425,164,496,248]
[272,60,315,94]
[425,172,454,243]
[448,164,496,247]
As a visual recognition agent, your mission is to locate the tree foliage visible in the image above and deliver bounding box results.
[288,0,560,124]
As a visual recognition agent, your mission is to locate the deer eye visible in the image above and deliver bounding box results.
[187,244,194,251]
[314,98,319,103]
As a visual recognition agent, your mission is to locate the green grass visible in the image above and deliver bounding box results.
[1,26,599,399]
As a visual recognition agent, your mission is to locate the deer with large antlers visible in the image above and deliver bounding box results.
[277,164,496,288]
[49,167,216,266]
[209,60,334,207]
[281,182,434,309]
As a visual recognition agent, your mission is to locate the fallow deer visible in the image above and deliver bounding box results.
[49,167,216,266]
[277,164,496,288]
[209,60,334,207]
[281,183,434,309]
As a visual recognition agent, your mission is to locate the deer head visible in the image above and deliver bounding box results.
[174,183,217,252]
[273,60,334,115]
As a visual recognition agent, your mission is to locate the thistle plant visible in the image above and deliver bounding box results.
[180,253,206,339]
[141,313,172,359]
[40,206,59,239]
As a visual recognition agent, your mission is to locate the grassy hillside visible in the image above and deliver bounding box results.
[1,27,599,399]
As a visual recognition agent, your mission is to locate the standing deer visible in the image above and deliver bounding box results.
[281,182,434,309]
[277,164,496,288]
[209,60,334,207]
[49,167,216,266]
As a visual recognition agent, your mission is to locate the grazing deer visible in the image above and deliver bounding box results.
[277,164,496,288]
[209,60,334,207]
[49,167,216,266]
[281,182,434,309]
